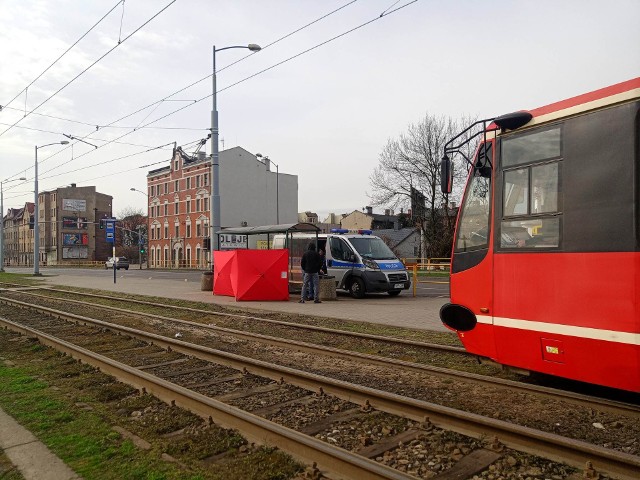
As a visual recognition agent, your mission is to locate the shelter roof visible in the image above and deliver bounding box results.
[217,222,320,236]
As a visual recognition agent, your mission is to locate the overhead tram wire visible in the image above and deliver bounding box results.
[37,0,417,181]
[5,1,415,189]
[1,1,358,182]
[0,106,208,131]
[56,0,360,141]
[39,142,177,181]
[0,0,178,139]
[215,0,359,75]
[35,136,205,189]
[0,121,176,151]
[127,0,419,131]
[0,1,124,113]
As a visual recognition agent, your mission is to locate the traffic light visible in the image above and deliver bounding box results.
[99,219,104,229]
[140,246,145,254]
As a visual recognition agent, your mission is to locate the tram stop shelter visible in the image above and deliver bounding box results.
[213,223,321,299]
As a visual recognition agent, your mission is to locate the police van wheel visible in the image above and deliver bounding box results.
[349,278,365,299]
[388,290,401,296]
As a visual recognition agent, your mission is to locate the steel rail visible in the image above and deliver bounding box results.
[32,286,467,353]
[4,291,639,420]
[0,315,414,480]
[2,298,639,479]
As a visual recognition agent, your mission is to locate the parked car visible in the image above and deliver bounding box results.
[105,256,129,270]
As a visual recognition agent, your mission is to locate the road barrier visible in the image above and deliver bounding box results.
[402,258,451,297]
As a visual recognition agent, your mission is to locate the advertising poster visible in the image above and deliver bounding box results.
[63,233,88,245]
[62,199,86,212]
[63,247,88,259]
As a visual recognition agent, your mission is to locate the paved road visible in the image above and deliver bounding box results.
[3,267,450,332]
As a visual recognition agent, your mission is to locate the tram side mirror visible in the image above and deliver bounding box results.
[440,155,452,194]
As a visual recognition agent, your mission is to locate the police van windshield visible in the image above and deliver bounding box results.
[349,237,397,260]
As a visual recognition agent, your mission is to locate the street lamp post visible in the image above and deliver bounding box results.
[0,177,27,272]
[34,141,69,275]
[130,187,149,269]
[210,43,261,263]
[256,153,279,225]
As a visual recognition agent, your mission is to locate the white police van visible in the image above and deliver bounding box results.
[273,229,411,298]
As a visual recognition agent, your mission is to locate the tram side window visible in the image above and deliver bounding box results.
[500,127,562,249]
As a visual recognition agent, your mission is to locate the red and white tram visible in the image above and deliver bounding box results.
[440,78,640,392]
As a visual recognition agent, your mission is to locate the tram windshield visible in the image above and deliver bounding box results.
[455,146,492,252]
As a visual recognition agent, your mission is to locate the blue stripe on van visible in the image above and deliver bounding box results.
[331,260,364,268]
[330,260,405,270]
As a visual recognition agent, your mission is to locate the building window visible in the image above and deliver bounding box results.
[164,225,168,239]
[174,180,179,192]
[204,198,209,211]
[196,223,202,237]
[186,198,191,214]
[204,173,208,186]
[186,223,191,238]
[186,177,191,189]
[174,200,179,215]
[174,224,179,238]
[174,160,179,171]
[196,176,201,188]
[164,183,168,194]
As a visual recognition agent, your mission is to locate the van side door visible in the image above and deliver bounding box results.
[327,236,355,287]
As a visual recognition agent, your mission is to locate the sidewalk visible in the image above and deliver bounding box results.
[0,406,80,480]
[35,271,449,332]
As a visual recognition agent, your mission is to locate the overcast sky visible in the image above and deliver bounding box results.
[1,0,639,221]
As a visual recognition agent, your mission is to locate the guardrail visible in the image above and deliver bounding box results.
[402,258,451,297]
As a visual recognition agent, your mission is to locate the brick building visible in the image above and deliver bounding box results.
[2,203,34,267]
[38,185,113,265]
[146,145,298,269]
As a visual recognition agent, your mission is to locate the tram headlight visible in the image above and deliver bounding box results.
[439,303,477,332]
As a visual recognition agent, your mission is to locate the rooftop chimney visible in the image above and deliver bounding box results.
[366,206,372,215]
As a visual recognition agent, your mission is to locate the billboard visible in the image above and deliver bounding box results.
[62,199,86,212]
[63,216,88,229]
[63,233,88,245]
[63,247,88,259]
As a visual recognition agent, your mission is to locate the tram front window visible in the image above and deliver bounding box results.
[455,168,491,252]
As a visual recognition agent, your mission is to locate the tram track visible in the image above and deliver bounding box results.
[1,297,639,479]
[30,285,467,352]
[2,288,638,423]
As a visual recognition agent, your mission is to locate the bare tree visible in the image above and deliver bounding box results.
[116,207,146,262]
[369,113,476,258]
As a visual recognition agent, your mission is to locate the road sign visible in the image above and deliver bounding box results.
[105,218,116,243]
